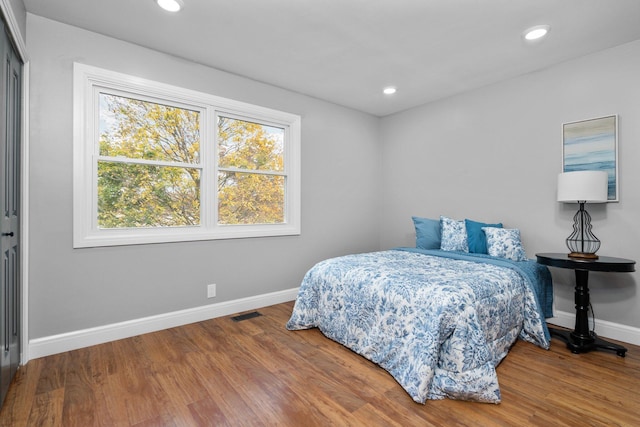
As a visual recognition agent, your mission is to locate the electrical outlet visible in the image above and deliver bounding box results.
[207,284,216,298]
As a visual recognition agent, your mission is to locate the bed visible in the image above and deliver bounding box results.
[286,247,553,404]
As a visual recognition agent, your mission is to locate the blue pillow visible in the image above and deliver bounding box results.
[412,216,441,249]
[465,219,503,254]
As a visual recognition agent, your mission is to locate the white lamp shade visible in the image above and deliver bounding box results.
[557,171,608,203]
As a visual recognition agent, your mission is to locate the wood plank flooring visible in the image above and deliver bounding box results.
[1,301,639,426]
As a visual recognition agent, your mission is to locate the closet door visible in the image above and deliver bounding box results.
[0,17,21,406]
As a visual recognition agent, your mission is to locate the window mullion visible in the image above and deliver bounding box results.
[200,107,214,229]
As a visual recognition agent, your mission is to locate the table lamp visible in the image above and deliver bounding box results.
[557,171,608,259]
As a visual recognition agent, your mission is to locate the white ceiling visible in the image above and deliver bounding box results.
[23,0,640,116]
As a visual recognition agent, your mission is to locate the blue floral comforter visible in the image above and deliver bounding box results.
[286,248,553,404]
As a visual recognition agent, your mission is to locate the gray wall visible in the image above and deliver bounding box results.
[27,14,382,339]
[380,40,640,330]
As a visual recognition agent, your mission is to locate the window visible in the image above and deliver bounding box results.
[73,63,301,247]
[97,93,203,229]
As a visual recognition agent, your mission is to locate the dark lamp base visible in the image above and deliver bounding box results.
[568,252,599,260]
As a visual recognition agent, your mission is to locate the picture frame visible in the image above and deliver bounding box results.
[562,115,618,202]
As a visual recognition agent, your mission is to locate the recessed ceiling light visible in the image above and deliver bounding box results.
[156,0,183,12]
[524,25,550,41]
[383,87,397,95]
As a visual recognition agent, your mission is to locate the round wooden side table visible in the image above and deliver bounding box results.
[536,252,635,357]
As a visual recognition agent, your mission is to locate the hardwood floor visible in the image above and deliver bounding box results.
[1,301,639,426]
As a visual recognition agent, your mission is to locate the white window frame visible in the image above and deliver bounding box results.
[73,63,301,248]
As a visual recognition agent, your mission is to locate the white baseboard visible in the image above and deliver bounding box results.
[28,288,300,360]
[28,295,639,361]
[548,310,640,346]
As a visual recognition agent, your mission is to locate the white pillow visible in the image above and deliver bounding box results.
[440,216,468,252]
[482,227,528,261]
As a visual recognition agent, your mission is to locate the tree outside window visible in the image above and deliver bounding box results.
[98,94,201,228]
[217,116,285,225]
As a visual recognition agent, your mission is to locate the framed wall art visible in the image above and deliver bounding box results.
[562,115,618,202]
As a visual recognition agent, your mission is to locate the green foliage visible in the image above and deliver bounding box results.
[98,163,200,227]
[217,117,285,225]
[97,95,286,229]
[98,94,200,228]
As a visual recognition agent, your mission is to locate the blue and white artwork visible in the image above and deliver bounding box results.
[563,115,618,201]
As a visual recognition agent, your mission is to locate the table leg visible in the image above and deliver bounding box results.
[549,269,627,357]
[570,269,593,345]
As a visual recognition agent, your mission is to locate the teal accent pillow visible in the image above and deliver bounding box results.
[440,216,468,252]
[482,227,528,261]
[412,216,441,249]
[465,219,503,254]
